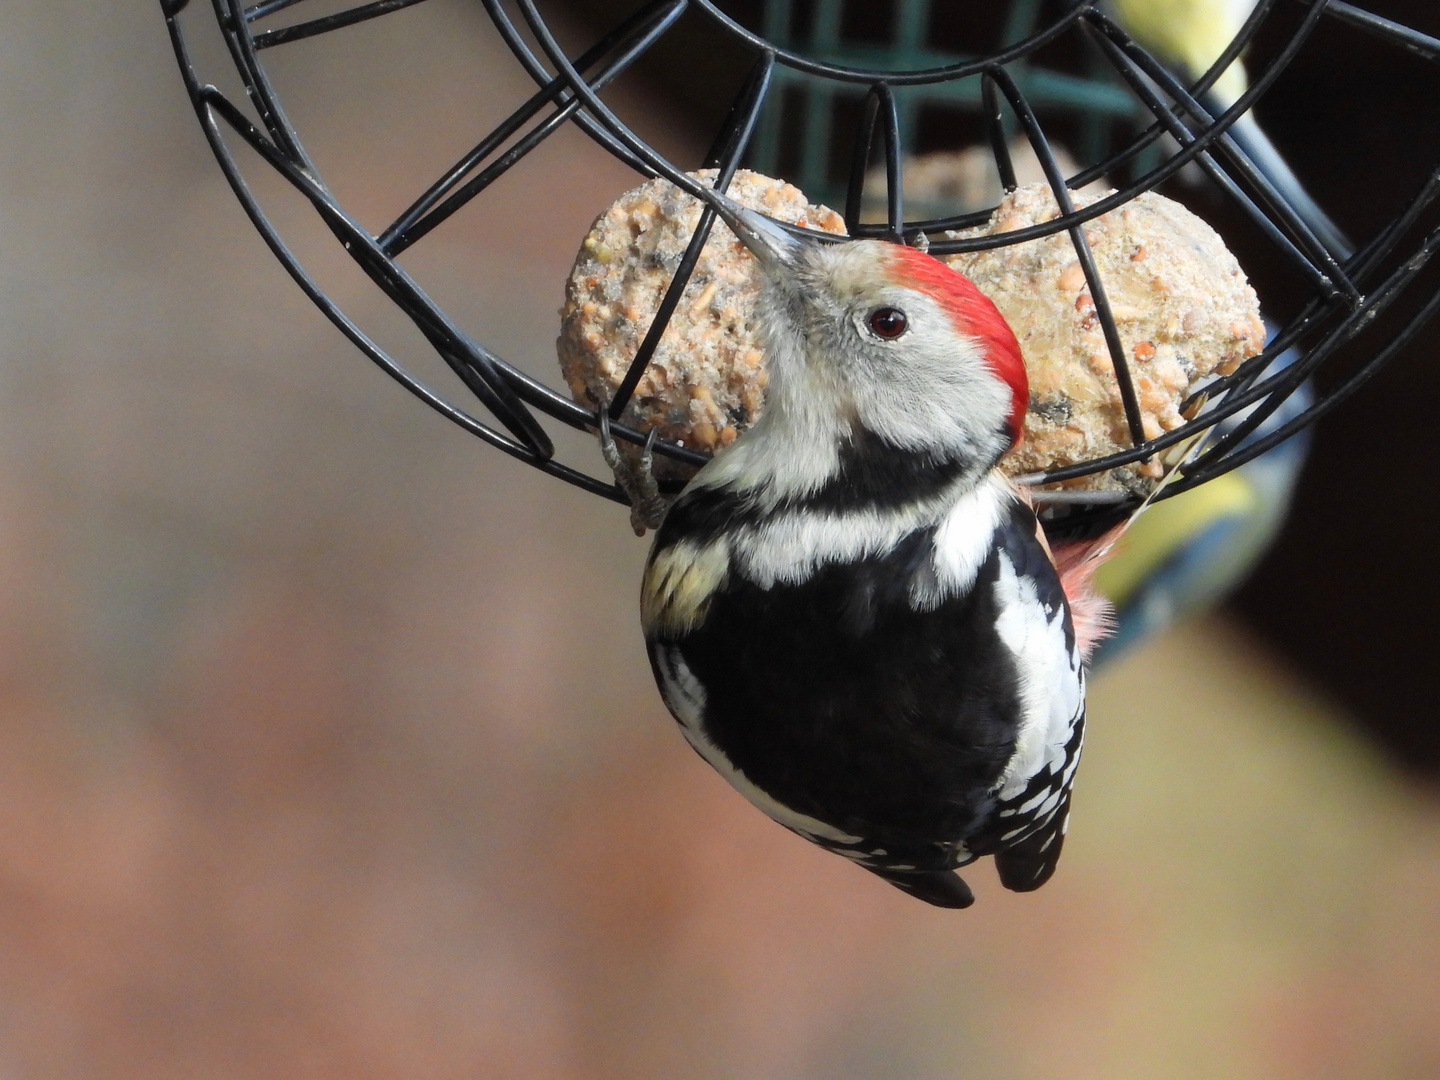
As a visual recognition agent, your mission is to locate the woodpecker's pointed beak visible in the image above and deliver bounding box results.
[692,183,804,272]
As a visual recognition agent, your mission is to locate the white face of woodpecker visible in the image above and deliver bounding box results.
[693,196,1026,505]
[771,241,1017,456]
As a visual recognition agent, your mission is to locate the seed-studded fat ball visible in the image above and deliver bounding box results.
[557,169,846,482]
[943,184,1266,494]
[560,176,1263,498]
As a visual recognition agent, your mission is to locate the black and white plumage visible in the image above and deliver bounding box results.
[639,190,1099,908]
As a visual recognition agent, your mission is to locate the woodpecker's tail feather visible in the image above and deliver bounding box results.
[866,866,975,908]
[994,795,1071,893]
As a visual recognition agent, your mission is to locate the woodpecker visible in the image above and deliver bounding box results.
[639,190,1113,908]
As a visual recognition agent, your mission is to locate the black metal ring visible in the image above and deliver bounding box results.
[161,0,1440,516]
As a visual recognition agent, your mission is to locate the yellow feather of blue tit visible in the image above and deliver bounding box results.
[1085,380,1310,667]
[1108,0,1252,105]
[1093,473,1256,606]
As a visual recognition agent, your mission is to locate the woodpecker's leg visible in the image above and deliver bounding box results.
[597,410,671,536]
[865,865,975,908]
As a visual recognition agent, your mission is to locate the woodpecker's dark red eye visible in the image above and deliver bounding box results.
[867,307,908,339]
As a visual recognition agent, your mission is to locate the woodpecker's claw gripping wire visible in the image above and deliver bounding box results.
[598,409,672,536]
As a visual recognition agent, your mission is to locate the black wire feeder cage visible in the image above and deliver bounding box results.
[162,0,1440,531]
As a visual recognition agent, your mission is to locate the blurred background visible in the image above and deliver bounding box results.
[2,0,1439,1076]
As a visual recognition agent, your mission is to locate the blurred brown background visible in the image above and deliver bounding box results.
[1,1,1438,1077]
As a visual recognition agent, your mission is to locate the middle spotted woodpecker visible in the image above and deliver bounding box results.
[640,186,1117,908]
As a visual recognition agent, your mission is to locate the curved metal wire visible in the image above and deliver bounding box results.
[162,0,1440,513]
[685,0,1093,84]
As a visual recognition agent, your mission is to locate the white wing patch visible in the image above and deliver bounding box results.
[731,504,928,589]
[641,540,730,637]
[990,552,1084,801]
[910,476,1009,609]
[727,473,1010,595]
[653,646,867,847]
